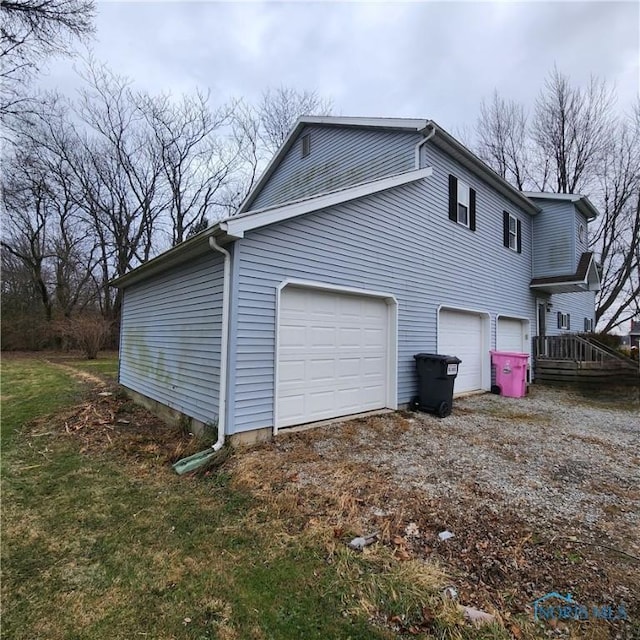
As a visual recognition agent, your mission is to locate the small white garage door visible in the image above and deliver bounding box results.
[438,309,485,393]
[497,317,528,353]
[276,286,390,428]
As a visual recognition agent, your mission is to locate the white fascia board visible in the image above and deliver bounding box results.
[523,192,581,202]
[523,192,599,219]
[298,116,428,130]
[237,121,305,214]
[221,167,433,239]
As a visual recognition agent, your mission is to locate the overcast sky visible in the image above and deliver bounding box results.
[40,1,639,131]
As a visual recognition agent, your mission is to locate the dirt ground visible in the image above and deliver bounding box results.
[39,372,639,637]
[231,385,640,635]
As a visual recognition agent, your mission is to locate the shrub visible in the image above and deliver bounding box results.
[56,315,112,359]
[582,331,622,350]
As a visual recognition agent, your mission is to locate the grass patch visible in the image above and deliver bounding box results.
[3,356,451,640]
[55,352,119,381]
[1,358,86,443]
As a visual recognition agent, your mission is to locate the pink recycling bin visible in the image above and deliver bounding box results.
[490,351,529,398]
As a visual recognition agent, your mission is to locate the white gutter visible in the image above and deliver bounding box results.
[208,236,231,451]
[414,124,436,168]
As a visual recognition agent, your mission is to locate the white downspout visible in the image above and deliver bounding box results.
[414,123,436,168]
[208,236,231,451]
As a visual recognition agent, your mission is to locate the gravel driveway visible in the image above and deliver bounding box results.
[237,384,640,626]
[347,386,640,549]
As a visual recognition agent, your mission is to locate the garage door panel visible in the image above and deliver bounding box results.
[279,359,305,382]
[279,395,305,423]
[277,287,390,428]
[439,310,484,394]
[280,325,306,347]
[309,359,335,381]
[497,318,526,353]
[309,326,335,346]
[339,327,361,347]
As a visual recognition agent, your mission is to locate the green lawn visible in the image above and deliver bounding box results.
[55,351,120,381]
[3,356,468,640]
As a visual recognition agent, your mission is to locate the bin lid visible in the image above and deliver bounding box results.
[414,353,462,364]
[490,350,529,359]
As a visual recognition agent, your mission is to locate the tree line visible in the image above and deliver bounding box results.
[1,1,638,353]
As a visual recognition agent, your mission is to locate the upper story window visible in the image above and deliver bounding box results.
[457,181,470,226]
[448,174,476,231]
[503,211,522,253]
[578,222,586,244]
[301,134,311,158]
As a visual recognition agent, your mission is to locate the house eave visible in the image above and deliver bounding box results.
[529,281,592,294]
[111,167,433,288]
[225,167,433,238]
[529,252,600,294]
[425,121,541,216]
[522,192,599,219]
[110,225,226,289]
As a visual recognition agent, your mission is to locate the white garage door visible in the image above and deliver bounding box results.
[277,287,390,428]
[497,317,527,353]
[438,309,484,393]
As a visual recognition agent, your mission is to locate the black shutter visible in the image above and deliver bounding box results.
[567,314,571,330]
[557,312,562,329]
[584,317,589,332]
[516,219,522,253]
[448,175,457,222]
[503,211,510,248]
[469,188,476,231]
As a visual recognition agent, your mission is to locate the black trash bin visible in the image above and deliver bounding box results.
[411,353,461,418]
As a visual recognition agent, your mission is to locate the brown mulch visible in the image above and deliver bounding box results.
[27,381,205,469]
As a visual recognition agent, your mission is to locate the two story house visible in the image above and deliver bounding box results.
[112,116,600,443]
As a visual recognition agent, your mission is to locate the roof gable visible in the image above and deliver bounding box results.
[239,116,540,217]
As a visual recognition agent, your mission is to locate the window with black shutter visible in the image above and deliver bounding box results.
[448,174,476,231]
[503,211,521,253]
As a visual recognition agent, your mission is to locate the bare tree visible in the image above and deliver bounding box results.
[591,106,640,331]
[1,0,95,126]
[476,91,530,190]
[1,143,54,321]
[140,90,234,245]
[532,67,614,194]
[1,121,100,345]
[222,88,334,213]
[259,86,333,153]
[473,69,637,331]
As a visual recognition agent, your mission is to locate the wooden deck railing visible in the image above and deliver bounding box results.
[533,334,626,364]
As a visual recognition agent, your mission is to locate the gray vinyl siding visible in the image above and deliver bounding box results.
[230,141,536,433]
[249,125,420,210]
[545,291,596,336]
[119,252,223,425]
[532,201,576,277]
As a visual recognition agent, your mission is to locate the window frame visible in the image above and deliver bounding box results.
[448,174,476,231]
[503,210,522,253]
[558,312,570,330]
[508,213,518,251]
[578,222,586,244]
[456,180,470,228]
